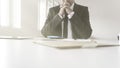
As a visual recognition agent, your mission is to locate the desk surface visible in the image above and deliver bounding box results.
[0,39,120,68]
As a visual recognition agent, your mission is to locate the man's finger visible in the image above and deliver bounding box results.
[64,2,71,6]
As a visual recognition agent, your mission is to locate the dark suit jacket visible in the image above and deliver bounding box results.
[41,3,92,39]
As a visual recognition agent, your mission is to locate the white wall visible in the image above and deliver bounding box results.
[1,0,120,39]
[21,0,40,37]
[0,0,40,37]
[76,0,120,40]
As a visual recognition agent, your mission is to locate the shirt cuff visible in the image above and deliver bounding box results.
[68,11,75,19]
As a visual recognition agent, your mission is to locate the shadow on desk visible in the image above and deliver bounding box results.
[54,45,120,49]
[38,45,119,50]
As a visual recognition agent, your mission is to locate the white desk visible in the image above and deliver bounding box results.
[0,39,120,68]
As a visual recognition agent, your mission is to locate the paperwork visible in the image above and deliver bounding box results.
[33,39,98,48]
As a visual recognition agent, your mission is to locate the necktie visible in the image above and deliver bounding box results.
[63,12,68,38]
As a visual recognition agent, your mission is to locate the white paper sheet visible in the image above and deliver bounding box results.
[33,39,98,48]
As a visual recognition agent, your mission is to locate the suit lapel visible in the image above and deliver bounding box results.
[73,3,84,14]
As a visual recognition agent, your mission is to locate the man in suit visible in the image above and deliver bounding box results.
[41,0,92,39]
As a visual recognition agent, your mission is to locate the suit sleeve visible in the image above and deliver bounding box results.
[41,8,63,37]
[70,7,92,39]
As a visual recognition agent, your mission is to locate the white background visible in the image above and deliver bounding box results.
[0,0,120,39]
[39,0,120,40]
[76,0,120,40]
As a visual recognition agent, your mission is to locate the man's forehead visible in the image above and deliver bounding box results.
[59,0,74,4]
[62,0,70,1]
[60,0,72,1]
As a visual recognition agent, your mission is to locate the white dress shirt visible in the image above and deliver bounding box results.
[67,3,74,38]
[58,3,75,39]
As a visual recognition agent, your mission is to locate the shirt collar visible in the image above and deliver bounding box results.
[70,3,75,10]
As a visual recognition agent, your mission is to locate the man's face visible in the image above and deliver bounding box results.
[62,0,75,5]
